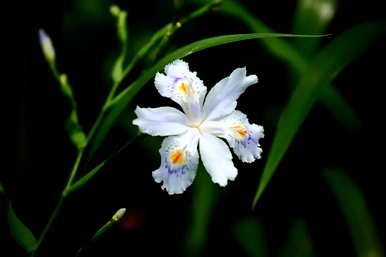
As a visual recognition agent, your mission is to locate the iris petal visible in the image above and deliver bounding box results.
[199,133,238,186]
[203,67,257,121]
[152,129,200,194]
[132,106,188,136]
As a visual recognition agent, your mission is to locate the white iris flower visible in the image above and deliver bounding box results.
[133,60,264,194]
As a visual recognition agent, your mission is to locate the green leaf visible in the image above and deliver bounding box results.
[67,161,106,195]
[112,55,124,83]
[279,219,314,257]
[292,0,337,56]
[89,32,325,156]
[185,166,218,256]
[218,0,360,131]
[252,21,386,208]
[323,169,384,257]
[7,203,37,254]
[233,217,267,257]
[52,72,87,150]
[67,110,87,150]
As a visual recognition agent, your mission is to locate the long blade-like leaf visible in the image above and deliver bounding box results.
[279,219,315,257]
[323,169,384,257]
[218,0,360,130]
[252,21,386,208]
[89,32,324,155]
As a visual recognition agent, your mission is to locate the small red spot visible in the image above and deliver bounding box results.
[117,208,144,230]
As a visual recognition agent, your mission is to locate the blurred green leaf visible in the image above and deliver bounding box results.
[280,219,314,257]
[7,203,37,254]
[185,166,218,256]
[67,110,87,150]
[112,55,125,84]
[217,0,360,131]
[292,0,336,56]
[48,67,87,150]
[323,169,384,257]
[0,182,4,194]
[89,32,325,157]
[252,21,386,208]
[111,7,129,83]
[233,217,267,257]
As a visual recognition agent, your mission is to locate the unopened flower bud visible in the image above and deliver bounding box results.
[39,29,56,62]
[110,5,121,17]
[112,208,126,222]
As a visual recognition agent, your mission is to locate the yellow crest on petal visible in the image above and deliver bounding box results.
[170,150,185,164]
[178,82,189,96]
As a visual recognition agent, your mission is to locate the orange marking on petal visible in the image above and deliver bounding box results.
[232,124,248,137]
[236,129,248,137]
[170,150,185,164]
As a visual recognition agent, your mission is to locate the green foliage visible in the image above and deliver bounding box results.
[323,169,384,257]
[217,0,360,130]
[292,0,336,56]
[67,110,87,150]
[7,203,37,254]
[89,32,325,159]
[111,6,129,84]
[252,21,386,208]
[56,74,87,150]
[233,217,267,257]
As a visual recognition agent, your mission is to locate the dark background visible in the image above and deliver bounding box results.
[3,0,385,256]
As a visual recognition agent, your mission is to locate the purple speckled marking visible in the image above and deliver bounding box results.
[240,132,257,148]
[164,157,188,175]
[173,77,183,84]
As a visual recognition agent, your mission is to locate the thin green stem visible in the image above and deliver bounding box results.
[35,197,65,249]
[64,150,84,194]
[68,133,143,194]
[32,149,83,256]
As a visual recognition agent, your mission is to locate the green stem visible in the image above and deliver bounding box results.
[33,149,84,256]
[68,133,143,194]
[35,197,65,249]
[64,150,84,194]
